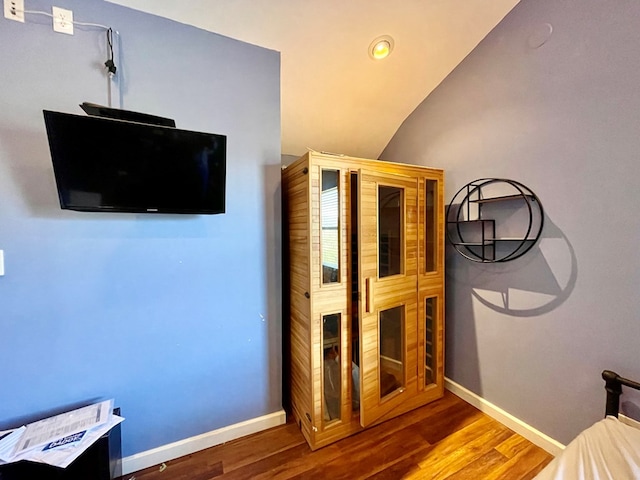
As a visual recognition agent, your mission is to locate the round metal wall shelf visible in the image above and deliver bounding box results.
[446,178,544,263]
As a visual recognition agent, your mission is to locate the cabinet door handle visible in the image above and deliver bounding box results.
[365,278,371,313]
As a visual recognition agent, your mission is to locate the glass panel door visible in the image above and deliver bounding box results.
[417,173,444,394]
[378,186,403,278]
[425,179,438,273]
[424,297,436,386]
[416,289,443,396]
[322,313,341,424]
[358,169,418,427]
[380,305,404,399]
[321,169,340,284]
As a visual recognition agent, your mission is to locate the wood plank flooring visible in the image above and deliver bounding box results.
[120,391,553,480]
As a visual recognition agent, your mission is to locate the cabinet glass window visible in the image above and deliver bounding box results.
[379,306,404,399]
[378,186,403,278]
[425,297,437,386]
[321,170,340,284]
[425,180,437,273]
[323,313,341,423]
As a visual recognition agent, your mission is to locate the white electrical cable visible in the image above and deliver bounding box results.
[21,9,52,18]
[15,8,120,107]
[72,20,111,30]
[20,9,112,31]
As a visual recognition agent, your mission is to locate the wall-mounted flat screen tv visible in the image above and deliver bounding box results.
[43,110,226,214]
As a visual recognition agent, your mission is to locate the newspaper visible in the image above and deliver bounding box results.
[0,399,124,469]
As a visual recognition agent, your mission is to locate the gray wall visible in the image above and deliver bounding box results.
[0,0,281,457]
[382,0,640,444]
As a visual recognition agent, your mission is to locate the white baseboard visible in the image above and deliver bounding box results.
[122,384,563,475]
[445,377,565,457]
[121,410,287,476]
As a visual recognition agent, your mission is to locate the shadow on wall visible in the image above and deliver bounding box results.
[264,162,283,411]
[445,214,577,394]
[449,214,577,317]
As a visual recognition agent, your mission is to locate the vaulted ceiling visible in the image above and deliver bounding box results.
[107,0,519,159]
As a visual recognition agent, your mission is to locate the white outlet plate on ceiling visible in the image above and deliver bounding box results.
[3,0,25,22]
[52,6,73,35]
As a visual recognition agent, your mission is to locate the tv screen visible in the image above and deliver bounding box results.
[43,110,226,214]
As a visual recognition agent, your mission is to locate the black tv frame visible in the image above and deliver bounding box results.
[79,102,176,128]
[43,110,226,215]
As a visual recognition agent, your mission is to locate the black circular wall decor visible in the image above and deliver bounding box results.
[446,178,544,263]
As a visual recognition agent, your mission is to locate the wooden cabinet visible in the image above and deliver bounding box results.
[282,152,445,450]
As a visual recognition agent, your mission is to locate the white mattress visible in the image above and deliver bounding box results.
[535,416,640,480]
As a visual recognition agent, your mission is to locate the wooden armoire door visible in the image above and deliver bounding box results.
[358,168,419,427]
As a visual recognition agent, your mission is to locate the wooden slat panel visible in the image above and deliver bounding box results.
[359,168,420,427]
[283,156,313,443]
[283,152,448,449]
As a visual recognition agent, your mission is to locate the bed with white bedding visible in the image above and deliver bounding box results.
[535,370,640,480]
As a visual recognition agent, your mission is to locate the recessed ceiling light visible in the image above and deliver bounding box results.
[369,35,394,60]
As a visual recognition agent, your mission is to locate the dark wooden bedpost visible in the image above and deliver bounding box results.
[602,370,622,417]
[602,370,640,418]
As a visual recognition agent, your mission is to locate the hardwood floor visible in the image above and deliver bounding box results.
[121,392,553,480]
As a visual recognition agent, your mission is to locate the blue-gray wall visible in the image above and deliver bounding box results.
[0,0,281,457]
[382,0,640,445]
